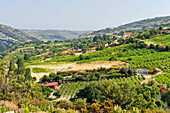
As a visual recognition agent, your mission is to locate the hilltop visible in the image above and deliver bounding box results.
[82,16,170,37]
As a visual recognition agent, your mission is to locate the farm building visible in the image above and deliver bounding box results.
[137,69,148,75]
[124,32,132,37]
[44,82,58,90]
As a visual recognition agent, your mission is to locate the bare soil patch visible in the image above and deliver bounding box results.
[66,61,129,72]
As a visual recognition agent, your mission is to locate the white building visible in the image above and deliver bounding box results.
[137,69,148,75]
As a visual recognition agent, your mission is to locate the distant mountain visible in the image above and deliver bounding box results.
[0,24,92,51]
[22,30,92,41]
[89,16,170,35]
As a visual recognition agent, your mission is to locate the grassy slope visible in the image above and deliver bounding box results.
[146,35,170,46]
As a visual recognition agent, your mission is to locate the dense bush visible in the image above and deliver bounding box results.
[75,80,161,110]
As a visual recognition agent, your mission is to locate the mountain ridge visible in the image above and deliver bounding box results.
[0,24,92,51]
[22,29,92,41]
[87,15,170,36]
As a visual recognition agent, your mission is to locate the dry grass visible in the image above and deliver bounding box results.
[0,100,18,111]
[29,61,128,82]
[66,61,129,72]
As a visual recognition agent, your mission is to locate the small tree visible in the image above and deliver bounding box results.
[79,54,84,60]
[24,54,30,61]
[53,89,61,98]
[159,25,163,30]
[120,67,135,76]
[149,44,155,49]
[93,36,98,42]
[165,46,170,51]
[73,98,87,110]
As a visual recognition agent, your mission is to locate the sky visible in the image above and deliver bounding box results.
[0,0,170,30]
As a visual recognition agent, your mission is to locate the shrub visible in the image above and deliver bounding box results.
[54,89,61,98]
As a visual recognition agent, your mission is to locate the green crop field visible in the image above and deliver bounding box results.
[32,67,54,73]
[147,35,170,46]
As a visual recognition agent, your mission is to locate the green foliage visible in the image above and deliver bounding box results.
[73,98,87,110]
[161,91,170,106]
[24,54,30,61]
[153,73,170,88]
[75,80,161,110]
[147,35,170,46]
[54,89,61,98]
[32,67,53,73]
[24,68,33,81]
[119,66,135,75]
[9,60,16,72]
[0,20,170,112]
[16,57,25,75]
[40,73,64,84]
[41,85,53,97]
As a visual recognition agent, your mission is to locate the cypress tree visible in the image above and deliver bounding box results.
[16,57,25,75]
[9,60,15,72]
[8,60,16,77]
[24,68,32,81]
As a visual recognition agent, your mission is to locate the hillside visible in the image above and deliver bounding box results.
[0,24,92,51]
[87,16,170,36]
[22,29,92,41]
[0,25,169,112]
[0,24,39,51]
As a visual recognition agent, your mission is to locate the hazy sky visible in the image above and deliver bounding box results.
[0,0,170,30]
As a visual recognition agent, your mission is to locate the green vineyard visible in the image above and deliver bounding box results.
[58,75,145,99]
[153,73,170,88]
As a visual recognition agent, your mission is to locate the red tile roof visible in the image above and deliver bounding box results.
[124,32,132,35]
[44,82,58,86]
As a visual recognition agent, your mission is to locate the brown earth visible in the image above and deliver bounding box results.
[66,61,129,72]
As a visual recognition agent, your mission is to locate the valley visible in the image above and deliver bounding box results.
[0,16,170,113]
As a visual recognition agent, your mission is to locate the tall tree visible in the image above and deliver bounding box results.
[8,60,16,73]
[24,68,32,81]
[16,57,25,75]
[93,36,98,42]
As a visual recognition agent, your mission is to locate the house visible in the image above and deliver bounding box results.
[105,43,109,47]
[124,32,132,37]
[44,82,58,90]
[137,69,148,75]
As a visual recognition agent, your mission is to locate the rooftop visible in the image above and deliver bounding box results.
[44,82,58,86]
[124,32,132,35]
